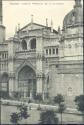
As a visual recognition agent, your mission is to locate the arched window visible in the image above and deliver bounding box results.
[30,38,36,49]
[22,40,27,50]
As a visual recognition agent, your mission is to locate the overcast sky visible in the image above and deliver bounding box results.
[2,0,83,39]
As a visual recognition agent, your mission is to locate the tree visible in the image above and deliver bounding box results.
[10,104,30,124]
[10,112,20,124]
[54,94,66,124]
[17,104,30,119]
[54,94,64,105]
[58,103,66,124]
[74,95,84,123]
[39,110,59,124]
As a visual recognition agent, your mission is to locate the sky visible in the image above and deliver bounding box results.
[2,0,83,39]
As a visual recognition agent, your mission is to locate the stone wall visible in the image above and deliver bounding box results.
[49,62,83,107]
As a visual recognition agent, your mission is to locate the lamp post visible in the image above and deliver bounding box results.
[0,57,2,124]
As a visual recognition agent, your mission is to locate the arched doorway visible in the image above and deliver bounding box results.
[18,66,36,99]
[1,73,9,98]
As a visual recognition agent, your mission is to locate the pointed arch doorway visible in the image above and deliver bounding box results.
[18,65,36,99]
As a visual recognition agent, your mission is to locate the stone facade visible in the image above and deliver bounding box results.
[0,0,83,106]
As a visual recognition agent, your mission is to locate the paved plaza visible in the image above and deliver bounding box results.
[1,103,83,124]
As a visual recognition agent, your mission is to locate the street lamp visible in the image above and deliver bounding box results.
[0,57,2,124]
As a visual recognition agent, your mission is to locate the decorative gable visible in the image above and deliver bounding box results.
[19,23,46,32]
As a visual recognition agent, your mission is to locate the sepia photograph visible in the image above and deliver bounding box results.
[0,0,83,124]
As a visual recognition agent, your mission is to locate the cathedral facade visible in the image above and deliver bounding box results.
[0,0,83,106]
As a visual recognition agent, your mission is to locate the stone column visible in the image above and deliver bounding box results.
[8,38,15,97]
[29,79,33,100]
[36,74,43,94]
[36,36,45,99]
[36,53,45,97]
[9,73,15,97]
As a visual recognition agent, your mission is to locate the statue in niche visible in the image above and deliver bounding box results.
[44,71,49,94]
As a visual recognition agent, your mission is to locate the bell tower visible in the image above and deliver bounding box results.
[0,0,2,24]
[0,0,5,42]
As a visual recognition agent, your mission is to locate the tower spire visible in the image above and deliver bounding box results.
[0,0,5,43]
[51,19,53,32]
[31,14,34,23]
[46,18,48,27]
[0,0,2,24]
